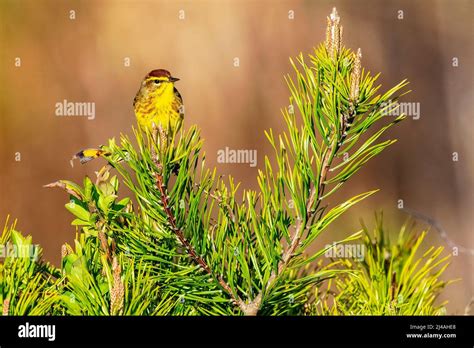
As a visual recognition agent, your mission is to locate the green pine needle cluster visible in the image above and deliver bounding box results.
[311,214,454,315]
[0,8,453,316]
[0,218,60,315]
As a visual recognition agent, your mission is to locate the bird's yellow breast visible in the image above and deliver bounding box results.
[134,84,181,131]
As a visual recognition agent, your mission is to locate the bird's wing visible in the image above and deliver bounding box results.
[133,93,139,108]
[173,87,184,118]
[174,87,183,104]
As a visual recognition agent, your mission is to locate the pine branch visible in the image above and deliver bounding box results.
[249,102,338,313]
[244,8,362,314]
[154,166,247,312]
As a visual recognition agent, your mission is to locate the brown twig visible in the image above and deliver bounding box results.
[402,207,474,256]
[154,171,248,312]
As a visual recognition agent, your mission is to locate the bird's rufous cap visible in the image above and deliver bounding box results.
[147,69,171,78]
[146,69,179,82]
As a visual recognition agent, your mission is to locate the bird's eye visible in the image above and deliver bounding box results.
[154,80,161,84]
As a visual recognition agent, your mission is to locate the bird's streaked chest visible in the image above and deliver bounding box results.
[135,88,175,114]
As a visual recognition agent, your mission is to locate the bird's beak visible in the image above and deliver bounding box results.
[169,76,180,82]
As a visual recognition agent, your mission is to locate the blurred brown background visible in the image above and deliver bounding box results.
[0,0,472,314]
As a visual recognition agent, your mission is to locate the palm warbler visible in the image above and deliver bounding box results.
[133,69,183,134]
[71,69,182,166]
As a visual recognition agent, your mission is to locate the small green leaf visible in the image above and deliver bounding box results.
[71,218,90,226]
[98,194,117,214]
[83,176,94,202]
[65,202,90,221]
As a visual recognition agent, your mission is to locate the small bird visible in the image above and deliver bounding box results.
[71,69,183,166]
[133,69,184,134]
